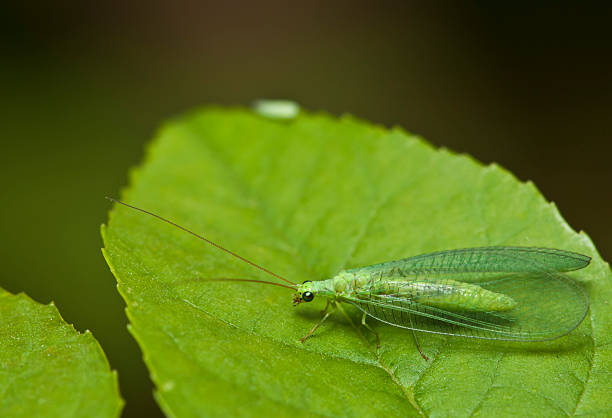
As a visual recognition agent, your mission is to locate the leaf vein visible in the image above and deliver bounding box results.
[570,309,596,416]
[468,352,504,417]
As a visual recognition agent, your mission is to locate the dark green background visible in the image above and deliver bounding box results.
[2,2,610,417]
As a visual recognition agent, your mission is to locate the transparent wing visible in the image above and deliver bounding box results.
[347,246,591,279]
[343,247,590,341]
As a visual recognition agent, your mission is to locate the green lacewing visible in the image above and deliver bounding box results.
[108,198,590,359]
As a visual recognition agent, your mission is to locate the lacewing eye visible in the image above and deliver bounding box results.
[302,291,314,302]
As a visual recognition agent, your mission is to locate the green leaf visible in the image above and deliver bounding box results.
[102,107,612,417]
[0,289,123,417]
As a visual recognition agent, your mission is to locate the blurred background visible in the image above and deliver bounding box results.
[1,2,610,416]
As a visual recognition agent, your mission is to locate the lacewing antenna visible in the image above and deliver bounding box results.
[200,278,296,290]
[106,197,297,287]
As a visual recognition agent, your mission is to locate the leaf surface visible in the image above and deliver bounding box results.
[0,289,123,417]
[103,108,612,417]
